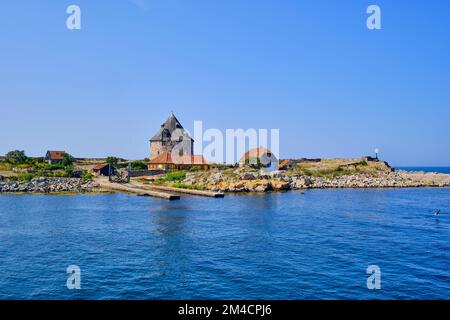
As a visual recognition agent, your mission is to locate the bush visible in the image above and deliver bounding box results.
[106,156,119,166]
[156,171,186,183]
[131,161,148,170]
[358,160,368,166]
[34,162,65,170]
[62,153,75,167]
[83,172,94,182]
[6,150,29,164]
[0,161,12,171]
[53,170,71,178]
[17,172,37,182]
[65,165,74,176]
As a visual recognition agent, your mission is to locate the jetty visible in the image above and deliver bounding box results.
[145,184,225,198]
[97,178,180,200]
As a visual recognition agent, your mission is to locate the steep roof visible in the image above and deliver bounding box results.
[149,151,210,165]
[239,147,273,163]
[46,151,65,160]
[150,112,193,142]
[93,163,110,170]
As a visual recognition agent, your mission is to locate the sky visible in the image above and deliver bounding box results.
[0,0,449,166]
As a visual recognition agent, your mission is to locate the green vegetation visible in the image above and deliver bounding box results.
[131,161,148,170]
[294,165,367,178]
[358,160,368,166]
[170,183,206,190]
[34,162,65,170]
[83,172,94,182]
[61,153,75,167]
[0,161,12,171]
[2,150,79,180]
[5,150,30,165]
[106,156,119,166]
[65,164,74,177]
[288,158,388,178]
[16,172,38,182]
[156,171,186,183]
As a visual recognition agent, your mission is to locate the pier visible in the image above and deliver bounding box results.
[96,178,224,199]
[97,178,180,200]
[145,184,225,198]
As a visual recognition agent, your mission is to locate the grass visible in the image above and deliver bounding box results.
[289,158,387,178]
[156,171,186,183]
[11,172,38,183]
[170,183,206,190]
[294,165,367,178]
[0,162,12,171]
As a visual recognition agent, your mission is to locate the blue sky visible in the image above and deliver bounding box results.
[1,0,449,165]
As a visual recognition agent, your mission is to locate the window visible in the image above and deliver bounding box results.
[162,129,171,140]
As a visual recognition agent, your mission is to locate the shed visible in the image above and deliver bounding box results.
[93,164,116,176]
[45,151,65,164]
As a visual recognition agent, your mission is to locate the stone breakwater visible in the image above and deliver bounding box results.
[181,169,450,192]
[0,178,99,193]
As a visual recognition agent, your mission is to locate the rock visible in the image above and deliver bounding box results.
[291,177,311,189]
[270,179,291,191]
[244,179,271,192]
[255,184,271,192]
[0,177,97,194]
[241,173,256,180]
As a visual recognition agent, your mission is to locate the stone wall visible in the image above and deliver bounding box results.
[150,141,165,160]
[128,169,166,177]
[150,140,194,160]
[0,177,98,193]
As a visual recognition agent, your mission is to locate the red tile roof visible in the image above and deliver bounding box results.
[46,151,65,160]
[93,163,109,170]
[149,151,210,165]
[239,147,273,163]
[278,160,290,167]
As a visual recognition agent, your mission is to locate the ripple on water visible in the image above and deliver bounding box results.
[0,189,450,299]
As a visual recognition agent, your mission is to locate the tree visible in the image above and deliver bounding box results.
[131,161,148,170]
[6,150,29,164]
[62,153,75,167]
[106,156,119,166]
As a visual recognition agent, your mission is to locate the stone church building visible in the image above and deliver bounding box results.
[149,112,194,160]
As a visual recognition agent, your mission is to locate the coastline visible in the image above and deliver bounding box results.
[2,169,450,195]
[177,168,450,193]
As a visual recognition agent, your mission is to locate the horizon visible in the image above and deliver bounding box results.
[1,1,449,166]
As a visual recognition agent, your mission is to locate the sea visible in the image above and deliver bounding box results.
[396,167,450,174]
[1,188,449,299]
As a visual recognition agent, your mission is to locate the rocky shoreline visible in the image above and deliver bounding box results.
[1,170,450,195]
[181,168,450,192]
[0,177,99,194]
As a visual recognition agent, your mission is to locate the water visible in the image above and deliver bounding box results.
[396,167,450,174]
[1,189,450,300]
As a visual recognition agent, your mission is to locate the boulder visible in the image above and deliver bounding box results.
[270,179,291,191]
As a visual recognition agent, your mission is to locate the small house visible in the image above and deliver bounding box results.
[239,147,278,168]
[93,164,116,176]
[45,151,65,164]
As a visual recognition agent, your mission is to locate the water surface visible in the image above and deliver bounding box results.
[396,167,450,174]
[1,189,449,299]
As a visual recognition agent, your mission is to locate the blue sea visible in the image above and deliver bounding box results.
[396,167,450,174]
[1,189,450,300]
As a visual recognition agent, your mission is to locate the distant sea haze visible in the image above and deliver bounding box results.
[396,167,450,174]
